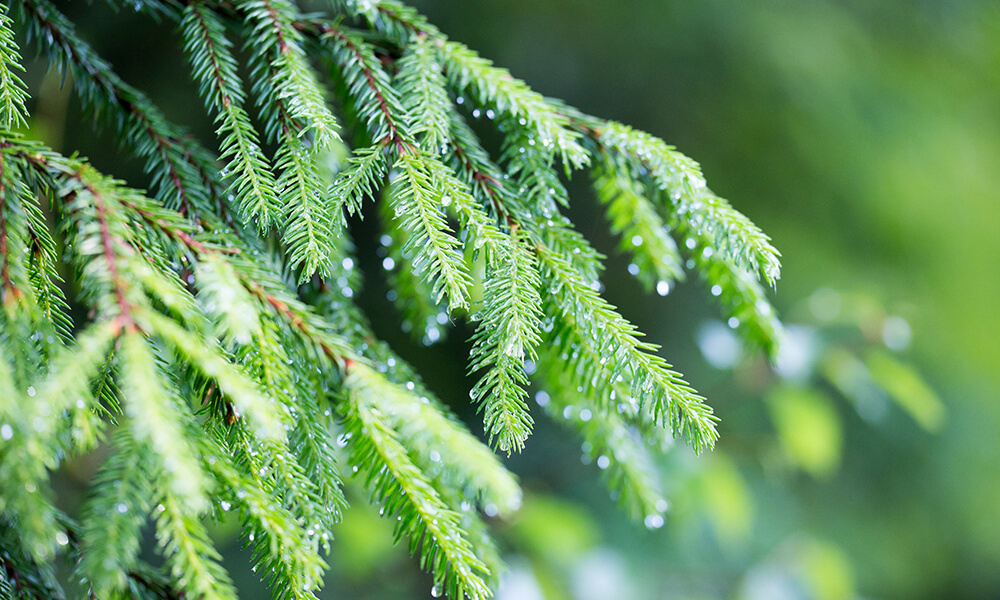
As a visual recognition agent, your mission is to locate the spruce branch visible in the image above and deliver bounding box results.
[327,144,387,228]
[77,430,155,598]
[468,226,543,454]
[444,111,514,222]
[317,21,408,147]
[240,0,340,148]
[0,150,32,305]
[594,155,686,291]
[205,436,328,600]
[0,518,63,599]
[181,2,282,227]
[596,120,782,286]
[341,362,492,600]
[0,4,28,130]
[395,33,452,153]
[531,228,720,454]
[0,320,115,562]
[341,0,588,169]
[378,194,447,341]
[686,243,784,358]
[152,490,240,600]
[389,150,473,310]
[441,41,588,169]
[21,186,73,343]
[237,0,345,278]
[0,4,786,598]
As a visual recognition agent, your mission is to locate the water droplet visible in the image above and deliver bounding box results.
[27,386,35,397]
[116,503,128,514]
[627,263,640,276]
[631,235,643,247]
[579,409,592,422]
[342,257,354,270]
[431,583,443,597]
[535,391,550,407]
[0,424,12,440]
[596,455,610,469]
[472,108,481,118]
[644,514,665,529]
[503,339,523,359]
[484,503,499,517]
[883,316,912,351]
[728,317,740,329]
[656,280,670,296]
[56,532,69,546]
[711,285,723,297]
[382,257,395,270]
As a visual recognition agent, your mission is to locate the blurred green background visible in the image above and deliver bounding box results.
[27,1,1000,599]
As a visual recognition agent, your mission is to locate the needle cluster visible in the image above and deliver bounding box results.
[0,1,781,598]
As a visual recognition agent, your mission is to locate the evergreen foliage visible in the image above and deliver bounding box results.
[0,1,781,598]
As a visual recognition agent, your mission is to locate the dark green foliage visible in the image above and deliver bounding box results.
[0,1,781,599]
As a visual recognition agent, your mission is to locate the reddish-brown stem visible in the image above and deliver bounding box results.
[2,556,24,595]
[261,0,290,54]
[448,139,514,226]
[191,5,236,112]
[247,279,348,369]
[90,185,136,333]
[374,5,426,37]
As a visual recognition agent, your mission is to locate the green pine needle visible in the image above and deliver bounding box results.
[469,227,543,454]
